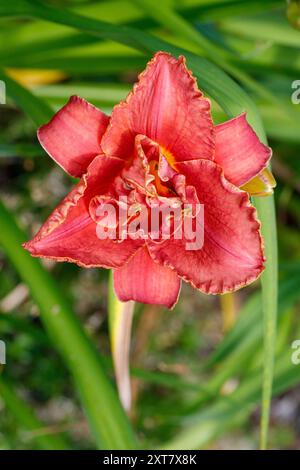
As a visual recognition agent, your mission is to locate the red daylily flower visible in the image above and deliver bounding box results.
[23,52,274,309]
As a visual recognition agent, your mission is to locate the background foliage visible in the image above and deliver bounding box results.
[0,0,300,450]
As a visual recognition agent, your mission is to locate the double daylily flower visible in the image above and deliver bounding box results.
[24,52,274,308]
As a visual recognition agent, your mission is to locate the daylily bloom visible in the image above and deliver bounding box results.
[23,52,274,309]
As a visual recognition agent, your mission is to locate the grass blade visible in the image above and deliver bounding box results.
[254,196,278,449]
[132,0,293,115]
[0,68,53,125]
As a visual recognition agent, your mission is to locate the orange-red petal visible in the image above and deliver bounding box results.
[214,113,272,187]
[23,156,142,267]
[38,96,109,177]
[102,52,214,163]
[113,246,181,309]
[148,159,265,294]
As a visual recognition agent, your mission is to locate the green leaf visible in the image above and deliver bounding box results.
[254,196,278,449]
[0,68,53,126]
[220,15,300,48]
[133,0,294,117]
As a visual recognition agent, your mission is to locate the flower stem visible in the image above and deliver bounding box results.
[108,271,135,414]
[220,293,236,333]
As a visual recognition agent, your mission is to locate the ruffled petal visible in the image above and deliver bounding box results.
[148,159,265,294]
[102,52,214,163]
[113,246,181,309]
[38,96,110,177]
[23,155,142,267]
[214,113,272,187]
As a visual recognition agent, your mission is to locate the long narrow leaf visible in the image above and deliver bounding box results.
[132,0,292,114]
[254,197,278,449]
[0,68,53,126]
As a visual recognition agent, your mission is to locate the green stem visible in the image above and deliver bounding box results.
[220,293,236,333]
[108,272,135,413]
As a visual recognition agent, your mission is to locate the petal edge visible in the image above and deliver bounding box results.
[113,246,181,309]
[38,96,110,177]
[102,52,214,163]
[214,113,272,187]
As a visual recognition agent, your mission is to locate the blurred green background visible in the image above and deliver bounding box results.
[0,0,300,450]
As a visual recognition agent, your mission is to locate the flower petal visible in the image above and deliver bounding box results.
[148,159,265,294]
[23,155,142,267]
[38,96,110,177]
[102,52,214,163]
[214,113,272,187]
[113,246,181,309]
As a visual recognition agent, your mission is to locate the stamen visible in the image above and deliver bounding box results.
[149,159,172,196]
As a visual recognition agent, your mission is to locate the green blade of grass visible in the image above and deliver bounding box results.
[0,1,282,61]
[0,68,53,126]
[132,0,291,112]
[254,196,278,449]
[220,15,300,48]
